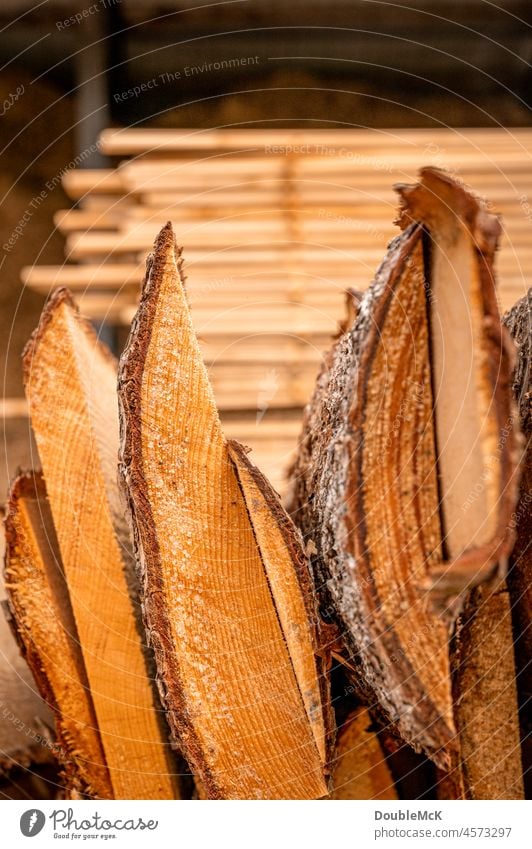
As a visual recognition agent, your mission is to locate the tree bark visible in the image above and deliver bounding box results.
[118,223,332,799]
[502,291,532,797]
[289,168,520,784]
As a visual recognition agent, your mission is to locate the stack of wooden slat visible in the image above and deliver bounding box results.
[18,128,532,493]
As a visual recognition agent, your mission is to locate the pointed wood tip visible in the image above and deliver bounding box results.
[5,469,45,506]
[22,287,78,385]
[393,166,501,253]
[143,221,185,296]
[152,221,183,263]
[22,286,117,388]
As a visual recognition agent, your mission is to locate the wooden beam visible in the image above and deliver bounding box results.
[99,127,532,157]
[23,289,179,799]
[4,472,112,798]
[118,223,332,798]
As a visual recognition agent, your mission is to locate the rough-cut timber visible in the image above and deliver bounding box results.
[118,222,331,799]
[0,518,53,775]
[395,169,518,601]
[4,472,112,798]
[329,708,397,800]
[502,291,532,797]
[23,289,178,800]
[227,439,332,764]
[449,584,523,799]
[289,168,519,769]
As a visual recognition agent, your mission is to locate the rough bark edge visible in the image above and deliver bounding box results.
[22,287,117,383]
[395,167,520,600]
[227,438,336,771]
[290,224,456,765]
[3,472,98,798]
[117,223,217,798]
[328,707,398,800]
[502,290,532,798]
[344,223,457,763]
[23,289,180,797]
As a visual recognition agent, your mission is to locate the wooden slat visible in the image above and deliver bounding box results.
[4,472,113,798]
[21,263,144,291]
[19,127,532,518]
[121,157,532,181]
[23,290,179,799]
[117,223,329,799]
[62,170,124,199]
[99,127,532,156]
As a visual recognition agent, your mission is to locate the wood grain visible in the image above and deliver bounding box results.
[329,709,397,800]
[23,290,178,799]
[4,471,112,798]
[289,169,520,773]
[118,223,330,799]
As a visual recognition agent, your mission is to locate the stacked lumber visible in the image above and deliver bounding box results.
[14,127,532,493]
[2,167,530,799]
[11,293,179,799]
[289,168,525,799]
[4,228,333,799]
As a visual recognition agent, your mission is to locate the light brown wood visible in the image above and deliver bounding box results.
[118,223,331,799]
[14,127,532,504]
[329,709,397,800]
[395,169,519,603]
[450,585,524,799]
[0,521,54,773]
[0,398,28,418]
[4,472,112,798]
[23,289,179,799]
[99,127,532,156]
[62,169,123,199]
[54,207,126,233]
[289,169,520,773]
[21,263,144,293]
[501,292,532,799]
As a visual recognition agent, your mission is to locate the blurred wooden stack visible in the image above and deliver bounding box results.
[17,127,532,494]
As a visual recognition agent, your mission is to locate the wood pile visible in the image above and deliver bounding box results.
[2,160,530,799]
[10,126,532,494]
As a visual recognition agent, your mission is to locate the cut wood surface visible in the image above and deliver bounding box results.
[449,585,523,799]
[329,708,397,800]
[118,223,331,799]
[23,290,178,799]
[289,168,519,771]
[4,472,111,798]
[0,519,54,774]
[394,169,518,602]
[227,439,331,765]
